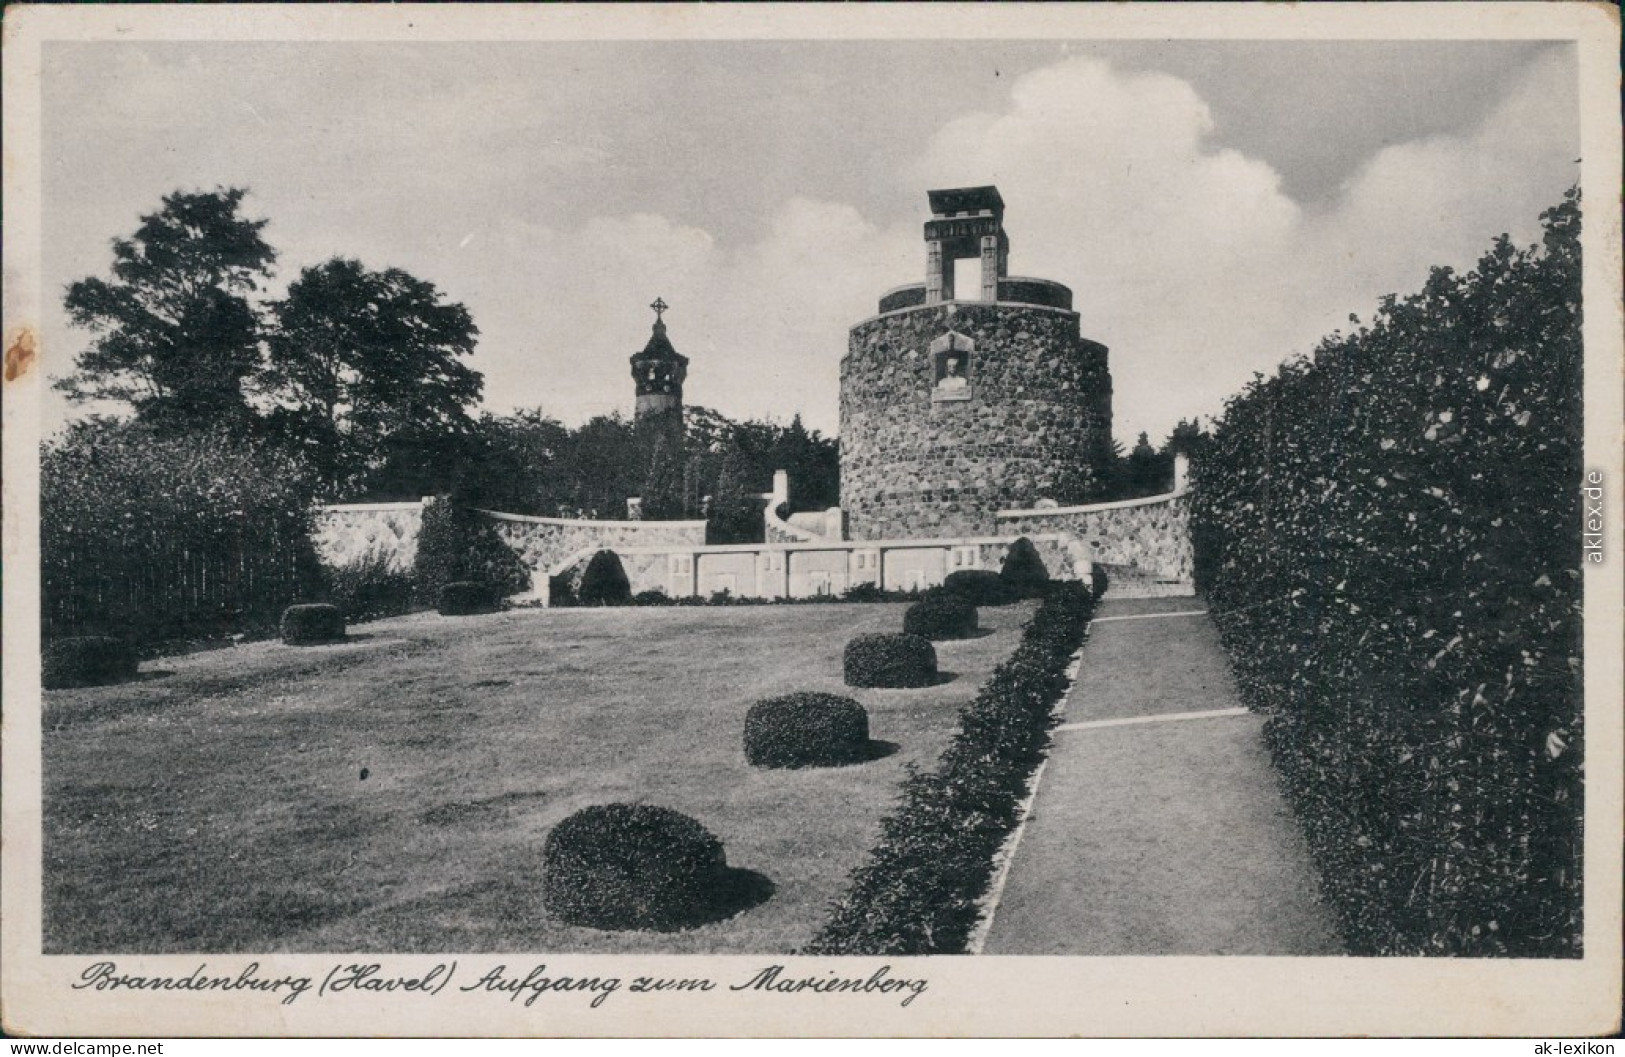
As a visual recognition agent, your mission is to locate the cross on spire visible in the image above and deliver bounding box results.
[650,297,668,323]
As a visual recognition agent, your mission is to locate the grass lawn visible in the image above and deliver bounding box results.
[44,601,1035,953]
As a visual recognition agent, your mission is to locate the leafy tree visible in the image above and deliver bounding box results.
[458,408,572,514]
[707,440,764,543]
[552,414,642,517]
[769,414,840,512]
[58,188,275,433]
[1162,417,1209,458]
[639,432,686,520]
[263,257,482,498]
[1124,431,1165,497]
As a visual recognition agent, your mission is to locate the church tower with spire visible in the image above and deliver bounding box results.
[630,297,688,424]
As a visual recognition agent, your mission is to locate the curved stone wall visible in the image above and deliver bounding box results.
[840,300,1113,541]
[878,284,928,314]
[480,511,708,586]
[996,490,1194,587]
[996,277,1072,311]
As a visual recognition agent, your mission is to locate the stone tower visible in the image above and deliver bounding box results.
[840,186,1114,541]
[630,296,688,448]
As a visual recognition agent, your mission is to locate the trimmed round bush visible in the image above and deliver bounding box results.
[903,593,979,640]
[744,692,870,768]
[542,804,728,931]
[999,536,1050,598]
[577,550,631,606]
[844,632,938,688]
[941,569,1015,606]
[280,603,346,645]
[437,581,493,616]
[42,636,139,690]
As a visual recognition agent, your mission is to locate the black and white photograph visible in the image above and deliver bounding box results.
[3,2,1620,1039]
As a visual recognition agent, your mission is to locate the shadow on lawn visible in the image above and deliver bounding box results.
[850,738,901,764]
[685,867,777,929]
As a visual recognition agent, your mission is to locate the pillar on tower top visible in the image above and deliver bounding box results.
[923,186,1009,304]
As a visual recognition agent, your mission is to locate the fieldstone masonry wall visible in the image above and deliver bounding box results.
[312,501,426,571]
[841,301,1112,541]
[481,511,708,587]
[312,501,707,596]
[997,490,1194,593]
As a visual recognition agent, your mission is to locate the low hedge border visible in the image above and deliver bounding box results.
[618,584,931,607]
[802,581,1098,955]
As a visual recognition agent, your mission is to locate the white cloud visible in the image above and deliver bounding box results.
[896,53,1577,443]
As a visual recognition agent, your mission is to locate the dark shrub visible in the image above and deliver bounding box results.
[577,550,631,606]
[413,498,530,605]
[548,571,578,607]
[281,603,346,645]
[437,581,494,616]
[1090,563,1109,598]
[542,804,728,931]
[999,537,1050,598]
[42,636,139,690]
[631,589,673,606]
[744,693,870,768]
[841,582,886,603]
[903,594,978,641]
[324,549,416,623]
[941,569,1014,606]
[844,632,937,688]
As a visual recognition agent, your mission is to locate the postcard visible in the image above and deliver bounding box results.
[3,2,1620,1038]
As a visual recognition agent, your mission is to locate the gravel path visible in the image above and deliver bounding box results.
[980,596,1344,956]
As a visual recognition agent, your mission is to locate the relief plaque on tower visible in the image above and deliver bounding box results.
[930,331,975,402]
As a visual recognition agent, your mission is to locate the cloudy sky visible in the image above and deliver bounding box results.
[41,37,1578,444]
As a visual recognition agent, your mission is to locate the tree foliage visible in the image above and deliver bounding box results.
[41,418,322,645]
[452,405,839,535]
[638,431,686,521]
[58,188,276,433]
[706,440,764,544]
[264,257,483,497]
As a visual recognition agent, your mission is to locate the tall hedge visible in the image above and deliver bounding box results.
[1189,190,1583,957]
[41,422,323,645]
